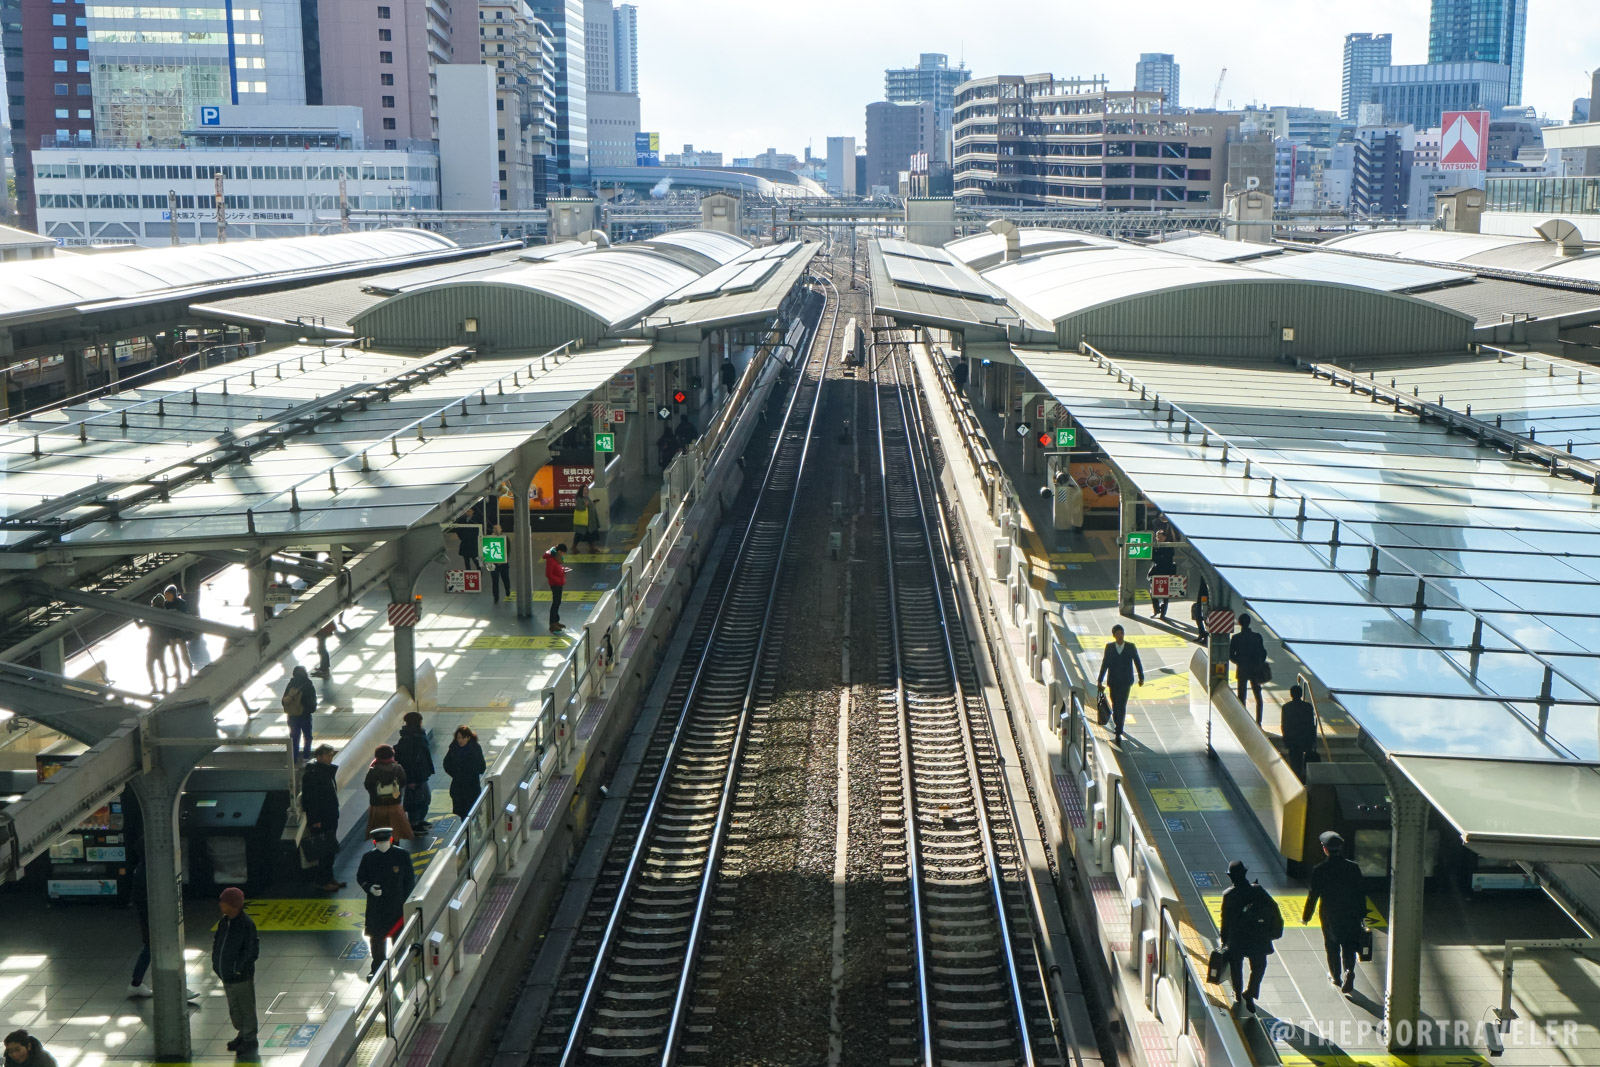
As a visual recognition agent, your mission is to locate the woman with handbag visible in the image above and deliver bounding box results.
[300,745,345,892]
[363,745,414,840]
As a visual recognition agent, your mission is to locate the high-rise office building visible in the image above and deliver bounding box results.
[1428,0,1528,105]
[531,0,586,193]
[1342,32,1392,122]
[612,3,636,93]
[480,0,557,206]
[825,135,856,196]
[314,0,455,150]
[1134,53,1180,108]
[885,53,968,130]
[1369,61,1510,129]
[865,100,934,193]
[583,0,610,93]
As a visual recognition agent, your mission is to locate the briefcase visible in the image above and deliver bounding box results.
[1206,948,1227,985]
[301,830,338,864]
[1358,922,1375,962]
[1096,691,1112,727]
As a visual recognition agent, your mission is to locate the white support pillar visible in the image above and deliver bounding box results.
[1384,767,1429,1051]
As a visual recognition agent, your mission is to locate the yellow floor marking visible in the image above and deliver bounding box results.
[1078,633,1193,649]
[1135,674,1190,700]
[564,553,626,563]
[1279,1055,1480,1067]
[1049,552,1097,563]
[534,589,604,602]
[468,634,575,650]
[236,899,365,932]
[1202,893,1388,932]
[1151,787,1232,812]
[1055,588,1151,602]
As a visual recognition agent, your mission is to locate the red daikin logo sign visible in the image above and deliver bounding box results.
[1439,111,1489,171]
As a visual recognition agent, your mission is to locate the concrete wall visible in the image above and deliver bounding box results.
[437,65,500,228]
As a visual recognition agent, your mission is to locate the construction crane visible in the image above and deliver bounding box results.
[1211,68,1228,110]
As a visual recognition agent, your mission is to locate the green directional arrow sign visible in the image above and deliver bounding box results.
[1056,426,1078,449]
[1126,531,1153,560]
[481,535,507,565]
[594,432,615,453]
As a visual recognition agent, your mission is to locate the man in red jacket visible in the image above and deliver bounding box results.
[544,543,570,633]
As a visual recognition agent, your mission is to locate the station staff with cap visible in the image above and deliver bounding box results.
[357,827,415,980]
[1303,830,1367,995]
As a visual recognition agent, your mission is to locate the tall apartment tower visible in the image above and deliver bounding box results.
[612,3,636,93]
[583,0,611,93]
[885,53,969,130]
[826,135,856,196]
[1134,53,1180,108]
[1428,0,1528,105]
[480,0,557,206]
[531,0,587,193]
[1342,32,1393,122]
[314,0,454,150]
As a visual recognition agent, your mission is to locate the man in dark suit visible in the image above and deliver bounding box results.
[1303,830,1367,995]
[1219,860,1276,1015]
[1096,624,1144,746]
[1229,612,1269,723]
[1280,685,1318,780]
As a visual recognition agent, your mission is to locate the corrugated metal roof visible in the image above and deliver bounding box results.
[1254,252,1471,292]
[1322,229,1536,264]
[656,243,820,330]
[982,246,1271,323]
[1154,234,1284,262]
[868,242,1040,335]
[1540,255,1600,284]
[944,227,1121,270]
[412,250,699,329]
[643,228,752,266]
[1411,277,1600,325]
[0,229,457,321]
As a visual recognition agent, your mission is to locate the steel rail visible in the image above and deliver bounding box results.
[555,277,839,1067]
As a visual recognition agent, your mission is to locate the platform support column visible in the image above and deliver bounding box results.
[63,347,88,397]
[129,728,199,1060]
[512,449,537,621]
[1384,766,1428,1051]
[389,586,416,695]
[1116,470,1138,619]
[387,526,443,696]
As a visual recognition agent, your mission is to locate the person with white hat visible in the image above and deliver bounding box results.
[357,827,414,980]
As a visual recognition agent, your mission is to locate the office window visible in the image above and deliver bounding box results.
[383,138,396,150]
[54,83,68,95]
[55,108,68,118]
[379,50,392,62]
[496,128,504,140]
[52,36,66,47]
[54,60,68,71]
[74,36,86,47]
[76,83,91,95]
[52,12,65,23]
[382,117,395,129]
[76,60,89,71]
[382,95,394,107]
[380,72,394,85]
[77,109,90,119]
[496,98,503,110]
[377,27,390,40]
[376,4,389,14]
[497,149,505,161]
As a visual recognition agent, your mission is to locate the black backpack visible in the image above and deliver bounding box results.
[1241,883,1285,942]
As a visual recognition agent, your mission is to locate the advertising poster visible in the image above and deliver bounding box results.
[1070,462,1120,510]
[502,465,597,512]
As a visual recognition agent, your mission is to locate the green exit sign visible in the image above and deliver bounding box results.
[594,432,615,453]
[1055,427,1077,449]
[481,535,507,565]
[1126,532,1153,560]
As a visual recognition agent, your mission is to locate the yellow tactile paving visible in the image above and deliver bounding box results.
[1151,787,1232,812]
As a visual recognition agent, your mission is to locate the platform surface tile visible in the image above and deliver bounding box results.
[0,488,656,1065]
[969,392,1600,1065]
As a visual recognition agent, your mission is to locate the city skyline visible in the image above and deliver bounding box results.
[632,0,1595,158]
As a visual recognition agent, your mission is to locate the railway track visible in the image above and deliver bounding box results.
[871,336,1065,1067]
[529,273,840,1067]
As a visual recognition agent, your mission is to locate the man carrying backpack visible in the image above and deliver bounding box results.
[1218,859,1282,1015]
[281,665,317,761]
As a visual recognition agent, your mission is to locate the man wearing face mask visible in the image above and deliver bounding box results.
[356,827,414,979]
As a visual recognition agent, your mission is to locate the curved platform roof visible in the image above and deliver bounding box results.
[1325,228,1600,278]
[944,227,1122,271]
[0,229,458,325]
[643,229,751,267]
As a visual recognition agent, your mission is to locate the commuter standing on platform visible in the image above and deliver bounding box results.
[443,726,487,819]
[487,524,512,604]
[1229,613,1269,723]
[281,665,317,761]
[394,711,434,834]
[1095,624,1144,746]
[356,828,414,980]
[212,887,259,1053]
[571,487,595,548]
[363,744,413,840]
[675,414,697,450]
[657,425,678,470]
[456,511,480,572]
[720,356,737,397]
[300,744,345,893]
[1303,831,1367,996]
[544,543,570,633]
[1190,579,1211,644]
[1149,523,1177,619]
[1218,860,1279,1015]
[1281,685,1318,781]
[3,1030,57,1067]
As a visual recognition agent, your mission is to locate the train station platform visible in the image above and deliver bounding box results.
[0,483,659,1064]
[911,341,1600,1067]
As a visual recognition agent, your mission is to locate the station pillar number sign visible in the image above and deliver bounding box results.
[1055,427,1078,449]
[1125,531,1153,560]
[594,432,616,453]
[482,535,507,565]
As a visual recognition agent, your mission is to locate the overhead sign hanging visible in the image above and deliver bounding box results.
[1439,111,1489,171]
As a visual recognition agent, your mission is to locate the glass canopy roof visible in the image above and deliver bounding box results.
[1018,348,1600,772]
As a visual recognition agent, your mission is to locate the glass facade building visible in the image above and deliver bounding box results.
[1341,32,1391,122]
[532,0,586,193]
[1428,0,1528,106]
[1486,176,1600,216]
[1369,61,1509,129]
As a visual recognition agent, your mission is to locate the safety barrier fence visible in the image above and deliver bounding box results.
[312,309,808,1067]
[920,336,1257,1067]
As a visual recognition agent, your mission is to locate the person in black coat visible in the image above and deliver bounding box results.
[1218,860,1274,1015]
[1303,831,1367,995]
[1280,685,1318,781]
[1095,624,1144,746]
[442,726,487,819]
[300,744,344,892]
[212,887,260,1051]
[394,711,435,833]
[356,827,415,979]
[1149,523,1177,619]
[3,1030,58,1067]
[1229,612,1269,723]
